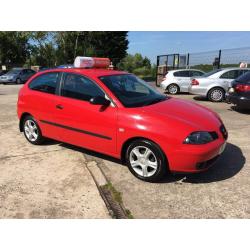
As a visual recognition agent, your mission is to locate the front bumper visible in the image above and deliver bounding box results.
[164,123,228,173]
[0,79,16,83]
[188,85,207,96]
[168,139,226,173]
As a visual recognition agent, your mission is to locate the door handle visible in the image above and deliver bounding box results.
[56,104,64,110]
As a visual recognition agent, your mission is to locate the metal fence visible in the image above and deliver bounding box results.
[156,47,250,85]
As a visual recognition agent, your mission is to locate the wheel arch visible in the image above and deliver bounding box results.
[166,82,180,89]
[206,85,226,97]
[19,112,32,132]
[120,136,169,167]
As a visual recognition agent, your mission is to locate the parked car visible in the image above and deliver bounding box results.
[0,68,36,84]
[0,70,8,76]
[57,64,74,69]
[17,62,227,182]
[226,71,250,110]
[188,68,250,102]
[160,69,205,94]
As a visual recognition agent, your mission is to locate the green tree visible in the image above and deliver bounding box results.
[118,53,153,77]
[0,31,129,68]
[0,32,31,67]
[29,32,57,67]
[54,31,128,66]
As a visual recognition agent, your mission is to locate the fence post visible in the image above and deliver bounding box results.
[186,53,190,69]
[218,50,221,69]
[156,56,160,86]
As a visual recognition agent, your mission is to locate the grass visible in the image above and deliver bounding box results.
[103,182,134,219]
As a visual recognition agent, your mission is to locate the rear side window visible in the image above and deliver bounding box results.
[29,72,59,94]
[190,71,204,77]
[61,73,104,101]
[220,70,240,79]
[173,71,189,77]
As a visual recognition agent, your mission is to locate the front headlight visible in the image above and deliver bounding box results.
[184,131,215,145]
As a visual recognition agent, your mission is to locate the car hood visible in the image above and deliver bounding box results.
[141,97,221,131]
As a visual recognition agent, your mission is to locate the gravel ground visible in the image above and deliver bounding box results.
[0,84,110,218]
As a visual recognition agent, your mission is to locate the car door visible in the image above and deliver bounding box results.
[174,70,191,91]
[20,69,28,82]
[27,72,62,140]
[52,72,118,156]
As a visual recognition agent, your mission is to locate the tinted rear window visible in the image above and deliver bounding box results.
[173,71,189,77]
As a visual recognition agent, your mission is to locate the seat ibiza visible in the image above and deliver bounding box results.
[17,58,228,182]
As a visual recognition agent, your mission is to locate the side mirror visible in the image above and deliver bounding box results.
[89,96,111,106]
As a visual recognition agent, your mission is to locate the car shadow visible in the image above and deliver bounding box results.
[44,141,245,184]
[193,96,209,102]
[60,143,122,165]
[229,105,250,115]
[163,92,191,95]
[160,143,245,184]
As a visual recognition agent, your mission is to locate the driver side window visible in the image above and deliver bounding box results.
[61,73,105,101]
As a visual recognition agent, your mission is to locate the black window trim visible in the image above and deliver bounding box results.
[28,71,62,95]
[59,72,117,107]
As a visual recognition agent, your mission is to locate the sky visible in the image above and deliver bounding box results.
[128,32,250,63]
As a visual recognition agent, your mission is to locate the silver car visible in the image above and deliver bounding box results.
[0,68,36,84]
[160,69,204,94]
[188,68,250,102]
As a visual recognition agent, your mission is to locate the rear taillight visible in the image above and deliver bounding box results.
[235,84,250,92]
[191,79,199,85]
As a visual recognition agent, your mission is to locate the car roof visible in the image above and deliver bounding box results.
[169,69,203,72]
[220,67,250,71]
[39,68,129,77]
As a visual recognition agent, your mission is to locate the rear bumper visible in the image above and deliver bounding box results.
[188,85,207,96]
[226,93,250,109]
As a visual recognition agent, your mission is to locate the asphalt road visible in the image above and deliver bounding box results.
[0,83,249,218]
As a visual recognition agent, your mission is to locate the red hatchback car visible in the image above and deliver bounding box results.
[17,64,228,182]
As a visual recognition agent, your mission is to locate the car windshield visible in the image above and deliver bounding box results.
[202,69,223,77]
[6,69,22,75]
[235,71,250,84]
[99,74,167,108]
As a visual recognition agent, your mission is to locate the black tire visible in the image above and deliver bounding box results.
[22,115,45,145]
[167,84,179,95]
[207,87,225,102]
[16,78,22,84]
[125,139,168,182]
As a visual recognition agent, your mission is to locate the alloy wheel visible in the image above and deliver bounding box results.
[168,84,178,94]
[24,119,39,142]
[129,146,158,177]
[211,89,223,101]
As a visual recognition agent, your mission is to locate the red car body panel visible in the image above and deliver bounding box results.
[17,68,227,173]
